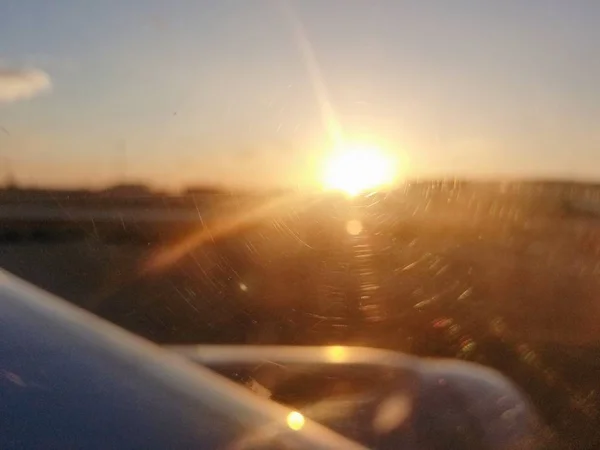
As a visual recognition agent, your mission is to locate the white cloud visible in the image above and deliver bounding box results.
[0,68,51,103]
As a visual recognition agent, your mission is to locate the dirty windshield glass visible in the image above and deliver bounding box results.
[1,1,600,448]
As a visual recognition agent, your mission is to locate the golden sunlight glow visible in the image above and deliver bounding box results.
[286,411,305,431]
[345,219,363,236]
[322,143,397,196]
[326,345,348,363]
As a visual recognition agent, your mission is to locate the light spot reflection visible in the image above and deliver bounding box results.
[326,345,347,363]
[286,411,305,431]
[0,369,27,388]
[373,393,412,434]
[346,219,363,236]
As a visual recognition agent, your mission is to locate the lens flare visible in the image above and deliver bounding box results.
[286,411,305,431]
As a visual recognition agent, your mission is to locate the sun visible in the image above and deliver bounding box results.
[322,143,397,196]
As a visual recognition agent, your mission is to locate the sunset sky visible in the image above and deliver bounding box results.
[2,1,600,190]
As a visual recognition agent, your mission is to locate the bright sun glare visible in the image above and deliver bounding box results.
[322,143,397,196]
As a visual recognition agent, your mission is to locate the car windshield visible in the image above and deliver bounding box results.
[1,2,600,449]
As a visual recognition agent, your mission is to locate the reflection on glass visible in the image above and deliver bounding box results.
[286,411,305,431]
[345,220,363,236]
[373,393,412,434]
[326,345,347,363]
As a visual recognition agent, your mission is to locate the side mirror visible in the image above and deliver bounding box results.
[170,345,545,449]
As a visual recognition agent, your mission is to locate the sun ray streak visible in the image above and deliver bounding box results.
[278,0,344,147]
[83,194,317,310]
[143,193,315,274]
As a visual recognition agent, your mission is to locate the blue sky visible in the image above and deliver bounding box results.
[1,0,600,189]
